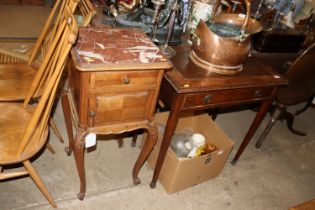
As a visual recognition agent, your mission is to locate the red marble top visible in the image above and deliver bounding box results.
[71,27,172,71]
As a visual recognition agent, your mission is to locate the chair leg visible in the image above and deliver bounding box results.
[294,97,313,116]
[49,118,64,143]
[23,160,57,208]
[282,110,306,136]
[255,107,282,148]
[46,143,56,154]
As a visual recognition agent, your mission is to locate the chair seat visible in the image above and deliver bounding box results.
[0,63,41,101]
[0,103,48,165]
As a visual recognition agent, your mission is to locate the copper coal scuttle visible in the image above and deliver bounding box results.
[189,0,263,75]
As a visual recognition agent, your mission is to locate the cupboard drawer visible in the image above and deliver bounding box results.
[183,87,274,109]
[91,71,159,90]
[90,90,154,125]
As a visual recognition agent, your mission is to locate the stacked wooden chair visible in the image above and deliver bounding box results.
[0,0,78,146]
[77,0,96,27]
[0,0,96,148]
[0,0,96,64]
[0,2,79,208]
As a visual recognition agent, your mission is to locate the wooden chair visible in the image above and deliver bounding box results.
[77,0,96,27]
[0,0,82,146]
[0,0,95,65]
[0,6,78,208]
[0,0,78,65]
[0,0,78,147]
[255,42,315,148]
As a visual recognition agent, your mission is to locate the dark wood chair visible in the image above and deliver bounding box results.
[0,6,78,208]
[255,42,315,148]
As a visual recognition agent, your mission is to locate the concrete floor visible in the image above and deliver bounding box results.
[1,101,314,210]
[1,3,315,210]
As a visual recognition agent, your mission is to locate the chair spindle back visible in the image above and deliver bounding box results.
[17,6,78,156]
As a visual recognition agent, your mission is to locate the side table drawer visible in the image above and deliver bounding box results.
[183,87,274,109]
[89,90,155,125]
[91,71,159,90]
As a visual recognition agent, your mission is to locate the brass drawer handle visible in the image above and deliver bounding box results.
[255,89,262,97]
[203,94,212,104]
[122,76,130,84]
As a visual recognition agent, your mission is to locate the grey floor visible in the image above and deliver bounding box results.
[1,3,315,210]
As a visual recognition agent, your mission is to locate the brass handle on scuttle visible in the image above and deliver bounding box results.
[190,33,201,46]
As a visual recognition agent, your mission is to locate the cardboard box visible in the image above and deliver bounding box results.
[147,112,234,193]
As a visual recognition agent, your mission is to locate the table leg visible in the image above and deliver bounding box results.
[61,92,74,156]
[231,99,272,164]
[132,122,158,185]
[73,129,87,200]
[150,100,182,188]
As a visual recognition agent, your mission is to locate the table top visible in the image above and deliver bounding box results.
[165,44,288,93]
[71,27,173,71]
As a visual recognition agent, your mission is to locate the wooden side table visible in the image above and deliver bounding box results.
[150,43,288,188]
[61,27,172,200]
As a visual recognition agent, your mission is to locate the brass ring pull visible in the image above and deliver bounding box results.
[255,89,262,97]
[122,76,130,84]
[203,94,212,104]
